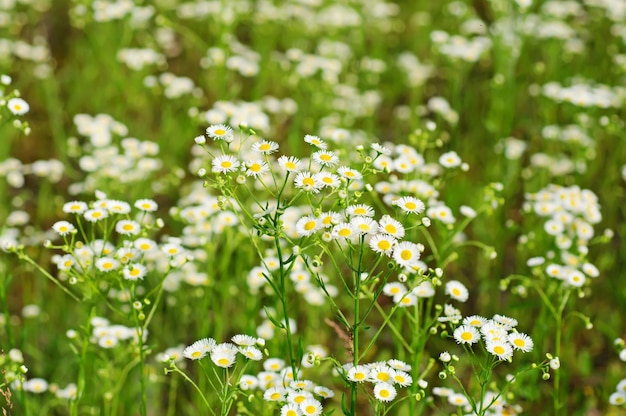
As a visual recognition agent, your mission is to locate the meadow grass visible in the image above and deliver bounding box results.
[1,0,626,415]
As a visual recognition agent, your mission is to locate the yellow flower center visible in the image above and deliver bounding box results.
[380,389,389,398]
[304,221,317,231]
[303,177,315,186]
[270,392,281,400]
[385,224,396,234]
[400,249,412,261]
[461,332,472,341]
[214,129,225,135]
[338,228,351,237]
[191,351,202,358]
[217,358,230,366]
[221,161,232,168]
[493,346,505,355]
[405,201,416,210]
[123,224,134,231]
[513,339,525,347]
[378,240,391,250]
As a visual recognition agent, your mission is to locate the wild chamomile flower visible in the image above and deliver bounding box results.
[508,332,534,352]
[206,124,234,141]
[337,166,362,181]
[347,365,370,382]
[23,378,49,393]
[263,358,285,372]
[481,322,509,342]
[264,386,286,401]
[394,291,417,307]
[312,150,339,167]
[350,217,378,235]
[134,238,156,252]
[239,346,263,361]
[295,216,321,237]
[392,241,421,268]
[369,234,397,256]
[383,282,407,297]
[183,338,216,360]
[463,315,488,327]
[95,257,120,272]
[299,398,322,416]
[245,159,270,177]
[56,254,75,271]
[493,314,518,329]
[331,222,355,239]
[439,151,462,168]
[445,280,469,302]
[486,340,513,361]
[304,134,327,149]
[84,208,108,222]
[98,335,119,348]
[546,263,564,279]
[314,386,334,398]
[453,325,481,345]
[115,220,141,236]
[394,196,425,214]
[448,393,469,407]
[373,155,393,171]
[134,198,158,212]
[566,269,586,287]
[232,334,258,346]
[346,204,375,217]
[7,97,29,115]
[63,201,88,214]
[106,200,131,214]
[240,375,258,390]
[288,389,313,405]
[371,143,392,155]
[123,264,147,281]
[280,403,301,416]
[53,221,75,236]
[294,171,322,193]
[319,211,342,227]
[387,359,411,372]
[212,154,240,173]
[427,204,456,224]
[378,215,405,239]
[211,343,238,368]
[278,155,303,172]
[161,243,183,256]
[609,392,626,405]
[392,370,413,387]
[374,382,397,402]
[314,171,340,188]
[412,281,435,298]
[252,140,279,154]
[582,262,599,277]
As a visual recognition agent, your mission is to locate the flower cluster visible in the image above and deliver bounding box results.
[525,184,602,288]
[181,334,264,367]
[343,359,415,403]
[448,314,534,362]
